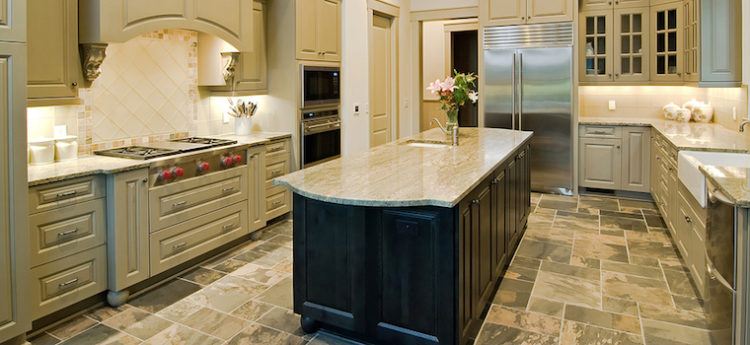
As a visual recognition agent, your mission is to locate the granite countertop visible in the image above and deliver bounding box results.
[581,116,750,207]
[580,117,750,153]
[274,128,533,208]
[28,132,292,187]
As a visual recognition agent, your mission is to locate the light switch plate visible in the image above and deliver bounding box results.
[608,100,617,111]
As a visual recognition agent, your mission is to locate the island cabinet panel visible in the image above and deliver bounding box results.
[292,142,532,345]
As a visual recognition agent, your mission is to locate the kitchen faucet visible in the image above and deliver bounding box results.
[740,119,750,133]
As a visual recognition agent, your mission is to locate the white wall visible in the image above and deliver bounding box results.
[410,0,478,12]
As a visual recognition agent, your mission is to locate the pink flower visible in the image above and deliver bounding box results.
[440,77,456,92]
[426,79,442,94]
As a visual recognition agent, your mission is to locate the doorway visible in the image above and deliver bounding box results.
[370,13,394,148]
[447,29,478,127]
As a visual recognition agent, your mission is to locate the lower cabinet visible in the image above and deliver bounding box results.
[293,143,531,345]
[247,145,266,232]
[579,125,650,192]
[264,138,292,220]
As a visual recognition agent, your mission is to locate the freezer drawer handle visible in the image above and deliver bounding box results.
[706,257,734,291]
[58,277,80,289]
[57,228,80,238]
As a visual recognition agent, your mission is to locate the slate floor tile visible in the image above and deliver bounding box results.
[484,304,561,336]
[129,279,202,313]
[101,307,172,340]
[141,324,224,345]
[58,324,139,345]
[560,320,643,345]
[533,271,602,309]
[475,323,559,345]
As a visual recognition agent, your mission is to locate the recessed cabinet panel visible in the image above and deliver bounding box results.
[614,8,649,82]
[296,0,318,60]
[0,0,24,42]
[124,0,186,24]
[28,0,80,103]
[527,0,573,24]
[581,0,613,12]
[0,56,11,332]
[579,11,614,82]
[699,0,742,85]
[579,138,621,189]
[621,128,650,192]
[484,0,527,26]
[194,0,242,36]
[316,0,341,61]
[683,0,699,82]
[650,3,683,82]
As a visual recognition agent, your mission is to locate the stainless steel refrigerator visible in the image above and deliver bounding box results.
[484,23,574,195]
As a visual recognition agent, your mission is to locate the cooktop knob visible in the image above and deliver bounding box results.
[160,170,173,181]
[198,161,211,173]
[222,156,234,168]
[173,167,185,177]
[232,154,242,164]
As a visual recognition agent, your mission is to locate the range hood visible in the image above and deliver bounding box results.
[78,0,255,81]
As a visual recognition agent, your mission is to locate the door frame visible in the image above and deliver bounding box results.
[368,0,400,146]
[443,19,479,76]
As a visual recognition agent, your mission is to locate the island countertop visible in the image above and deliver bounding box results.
[274,128,533,208]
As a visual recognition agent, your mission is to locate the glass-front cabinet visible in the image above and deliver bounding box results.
[650,3,683,82]
[614,8,649,82]
[579,10,613,82]
[682,0,699,82]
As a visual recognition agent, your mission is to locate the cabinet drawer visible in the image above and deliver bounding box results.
[150,201,248,275]
[30,245,107,318]
[265,139,290,164]
[150,168,248,231]
[29,199,106,267]
[29,176,105,214]
[265,160,289,187]
[265,188,290,219]
[580,125,622,138]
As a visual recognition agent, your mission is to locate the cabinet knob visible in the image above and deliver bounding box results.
[608,1,612,4]
[471,199,480,205]
[616,145,621,149]
[685,216,692,224]
[677,72,683,76]
[71,82,78,87]
[142,178,148,184]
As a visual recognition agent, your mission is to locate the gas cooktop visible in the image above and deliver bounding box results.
[94,137,238,160]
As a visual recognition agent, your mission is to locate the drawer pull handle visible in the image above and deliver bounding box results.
[222,187,236,193]
[57,228,80,238]
[268,146,284,153]
[273,200,283,207]
[222,224,237,231]
[172,201,187,208]
[590,131,609,135]
[173,242,188,251]
[58,277,80,289]
[272,170,283,177]
[55,190,78,199]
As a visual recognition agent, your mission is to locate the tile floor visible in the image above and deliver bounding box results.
[30,193,715,345]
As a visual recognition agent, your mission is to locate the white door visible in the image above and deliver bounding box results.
[370,14,393,147]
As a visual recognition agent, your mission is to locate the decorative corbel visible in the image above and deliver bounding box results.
[221,52,241,84]
[80,43,108,82]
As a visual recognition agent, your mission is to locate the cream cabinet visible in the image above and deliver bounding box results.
[264,138,292,220]
[0,25,29,343]
[27,0,81,105]
[650,2,683,82]
[210,1,267,95]
[295,0,341,62]
[0,0,24,42]
[248,146,267,232]
[682,0,699,82]
[482,0,573,26]
[580,7,650,83]
[581,0,650,11]
[105,169,149,307]
[79,0,255,51]
[579,125,651,192]
[695,0,742,86]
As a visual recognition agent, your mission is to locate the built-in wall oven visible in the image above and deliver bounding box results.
[301,65,340,108]
[301,108,341,168]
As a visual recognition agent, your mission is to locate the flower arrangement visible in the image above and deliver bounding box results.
[427,71,479,127]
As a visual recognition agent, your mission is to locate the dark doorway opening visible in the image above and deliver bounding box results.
[451,30,479,128]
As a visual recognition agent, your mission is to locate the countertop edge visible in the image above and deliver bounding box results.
[28,164,150,187]
[698,165,750,208]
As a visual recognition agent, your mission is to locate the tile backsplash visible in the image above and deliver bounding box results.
[579,85,749,133]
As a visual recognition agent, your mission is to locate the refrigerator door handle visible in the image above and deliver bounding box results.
[518,52,523,131]
[511,52,517,131]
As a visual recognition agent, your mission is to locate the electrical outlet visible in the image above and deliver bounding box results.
[354,104,360,114]
[608,100,617,111]
[733,106,737,121]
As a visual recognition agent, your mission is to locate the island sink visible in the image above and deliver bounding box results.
[275,128,533,345]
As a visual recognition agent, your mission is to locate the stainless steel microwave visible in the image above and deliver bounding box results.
[301,65,340,108]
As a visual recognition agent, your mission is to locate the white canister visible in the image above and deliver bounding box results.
[234,117,252,136]
[55,136,78,162]
[28,138,55,165]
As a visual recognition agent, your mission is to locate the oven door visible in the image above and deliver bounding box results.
[302,66,340,108]
[302,119,341,168]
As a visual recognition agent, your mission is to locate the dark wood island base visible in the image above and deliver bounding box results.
[293,143,531,345]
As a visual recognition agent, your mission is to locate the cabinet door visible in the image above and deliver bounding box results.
[651,3,683,82]
[0,0,24,42]
[0,42,30,344]
[248,147,266,232]
[698,0,742,84]
[317,0,341,62]
[579,138,622,190]
[472,183,494,316]
[527,0,573,24]
[213,1,267,94]
[579,11,614,83]
[616,0,650,8]
[683,0,699,82]
[580,0,613,12]
[27,0,80,102]
[106,169,149,291]
[621,127,650,192]
[296,0,320,61]
[491,171,508,279]
[614,8,649,82]
[483,0,527,26]
[649,135,658,196]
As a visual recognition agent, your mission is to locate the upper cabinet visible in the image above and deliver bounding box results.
[296,0,341,62]
[79,0,255,52]
[27,0,81,105]
[482,0,573,26]
[0,0,25,42]
[579,0,742,86]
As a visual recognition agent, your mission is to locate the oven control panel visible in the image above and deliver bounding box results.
[150,148,247,187]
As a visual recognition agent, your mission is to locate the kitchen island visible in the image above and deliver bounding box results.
[275,128,533,345]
